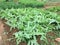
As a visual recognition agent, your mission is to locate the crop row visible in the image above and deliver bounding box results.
[0,0,45,10]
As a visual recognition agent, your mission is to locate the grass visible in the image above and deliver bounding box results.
[0,8,60,45]
[45,5,60,45]
[0,0,60,45]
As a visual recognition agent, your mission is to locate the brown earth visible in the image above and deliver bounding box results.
[0,20,8,45]
[0,20,16,45]
[44,2,60,9]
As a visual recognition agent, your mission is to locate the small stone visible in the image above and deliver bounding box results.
[0,36,2,40]
[55,38,60,42]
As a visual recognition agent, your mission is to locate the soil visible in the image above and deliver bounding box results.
[44,2,60,9]
[0,20,8,45]
[0,20,17,45]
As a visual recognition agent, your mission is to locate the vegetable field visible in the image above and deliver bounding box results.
[0,0,60,45]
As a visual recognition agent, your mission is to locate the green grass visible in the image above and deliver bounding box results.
[0,0,60,45]
[46,6,60,45]
[46,6,60,12]
[0,0,45,10]
[0,8,60,45]
[19,0,45,7]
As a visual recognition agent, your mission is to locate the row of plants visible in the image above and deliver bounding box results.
[0,0,45,10]
[19,0,45,7]
[0,8,60,45]
[47,6,60,12]
[0,2,25,10]
[0,0,5,2]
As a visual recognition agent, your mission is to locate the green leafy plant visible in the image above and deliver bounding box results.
[19,0,45,7]
[47,6,60,12]
[0,0,45,10]
[0,8,60,45]
[0,2,26,10]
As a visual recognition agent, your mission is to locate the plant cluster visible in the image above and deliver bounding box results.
[18,0,45,7]
[0,8,60,45]
[0,2,25,10]
[0,0,45,10]
[0,0,5,2]
[47,6,60,12]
